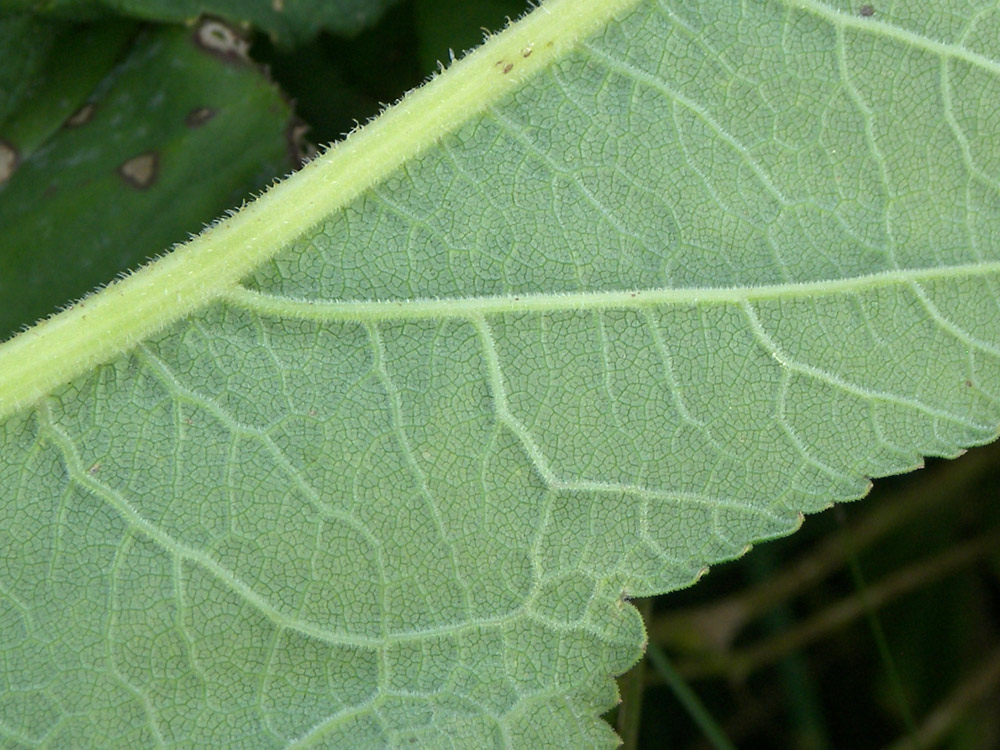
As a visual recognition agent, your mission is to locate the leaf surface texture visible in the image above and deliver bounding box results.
[2,0,1000,747]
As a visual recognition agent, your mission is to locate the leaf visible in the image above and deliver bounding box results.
[413,0,531,72]
[0,16,300,340]
[2,0,404,43]
[0,14,60,123]
[2,0,1000,746]
[255,3,424,146]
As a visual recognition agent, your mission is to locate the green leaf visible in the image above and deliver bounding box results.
[0,14,59,123]
[413,0,531,72]
[254,3,425,146]
[2,0,403,42]
[0,16,136,158]
[2,0,999,746]
[0,16,299,340]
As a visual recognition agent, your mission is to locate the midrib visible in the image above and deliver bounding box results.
[0,0,641,420]
[1,0,996,420]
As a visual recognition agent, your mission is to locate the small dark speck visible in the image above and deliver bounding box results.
[859,4,875,16]
[185,106,218,128]
[502,62,513,74]
[65,102,96,128]
[965,379,974,387]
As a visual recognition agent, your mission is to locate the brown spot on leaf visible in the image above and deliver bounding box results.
[65,102,96,128]
[965,379,974,388]
[118,151,158,189]
[501,62,513,74]
[0,139,18,185]
[185,106,218,128]
[522,45,533,58]
[272,0,284,9]
[859,4,875,16]
[194,18,250,63]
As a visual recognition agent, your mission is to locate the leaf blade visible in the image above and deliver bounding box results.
[2,0,1000,746]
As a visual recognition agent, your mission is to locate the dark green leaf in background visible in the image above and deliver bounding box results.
[0,16,135,159]
[0,0,403,43]
[0,14,59,122]
[254,2,423,146]
[0,15,300,341]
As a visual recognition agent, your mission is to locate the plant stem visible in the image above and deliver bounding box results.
[881,645,1000,750]
[647,640,736,750]
[649,444,998,654]
[747,547,832,750]
[835,504,917,741]
[673,528,1000,680]
[617,597,652,750]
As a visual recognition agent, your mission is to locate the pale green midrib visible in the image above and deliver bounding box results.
[790,0,1000,78]
[222,260,1000,321]
[0,0,641,422]
[0,0,996,423]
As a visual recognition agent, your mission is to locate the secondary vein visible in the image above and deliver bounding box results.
[0,0,642,421]
[220,261,1000,322]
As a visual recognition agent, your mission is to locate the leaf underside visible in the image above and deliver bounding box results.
[2,0,1000,747]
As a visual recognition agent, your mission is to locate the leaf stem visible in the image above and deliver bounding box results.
[647,640,736,750]
[0,0,641,419]
[673,528,1000,680]
[616,597,653,750]
[880,645,1000,750]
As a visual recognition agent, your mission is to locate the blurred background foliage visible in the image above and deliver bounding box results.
[1,1,998,747]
